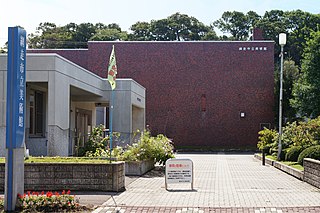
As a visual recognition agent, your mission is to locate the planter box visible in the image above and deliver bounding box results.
[254,153,274,166]
[273,161,304,180]
[254,154,303,180]
[125,160,155,176]
[304,158,320,189]
[0,162,125,192]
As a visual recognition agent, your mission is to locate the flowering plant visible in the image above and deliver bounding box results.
[17,190,84,212]
[118,130,175,165]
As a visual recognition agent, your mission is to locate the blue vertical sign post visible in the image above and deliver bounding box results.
[5,27,26,211]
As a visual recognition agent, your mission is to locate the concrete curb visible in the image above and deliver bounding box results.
[254,154,304,180]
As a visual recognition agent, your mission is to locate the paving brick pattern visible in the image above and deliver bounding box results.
[93,206,320,213]
[94,154,320,213]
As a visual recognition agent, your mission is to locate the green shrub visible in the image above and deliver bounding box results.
[285,146,303,162]
[77,124,108,157]
[77,127,175,165]
[257,128,278,154]
[270,149,286,161]
[118,130,174,165]
[297,145,320,165]
[282,117,320,150]
[78,125,119,157]
[152,134,175,165]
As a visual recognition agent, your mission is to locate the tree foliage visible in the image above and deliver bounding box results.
[274,60,300,123]
[130,12,216,41]
[213,11,260,40]
[129,21,152,41]
[291,31,320,118]
[28,22,128,48]
[27,12,218,47]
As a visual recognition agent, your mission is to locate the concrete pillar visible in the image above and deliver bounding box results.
[132,105,145,132]
[113,91,132,145]
[0,70,6,156]
[47,72,70,156]
[5,148,24,210]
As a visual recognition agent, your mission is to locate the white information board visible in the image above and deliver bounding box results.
[165,158,193,190]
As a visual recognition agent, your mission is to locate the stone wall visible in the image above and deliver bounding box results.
[0,162,125,192]
[304,158,320,188]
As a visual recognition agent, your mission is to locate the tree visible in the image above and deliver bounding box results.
[285,10,320,66]
[201,31,219,41]
[166,13,211,41]
[150,18,171,41]
[90,23,128,41]
[256,10,320,67]
[213,11,260,40]
[71,23,96,48]
[129,22,152,41]
[29,24,75,48]
[28,22,76,48]
[255,10,288,41]
[28,22,128,48]
[131,13,215,41]
[90,28,128,41]
[291,31,320,118]
[274,60,299,123]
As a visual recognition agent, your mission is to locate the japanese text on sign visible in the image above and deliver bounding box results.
[165,158,193,185]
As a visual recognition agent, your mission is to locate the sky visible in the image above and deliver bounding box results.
[1,0,320,47]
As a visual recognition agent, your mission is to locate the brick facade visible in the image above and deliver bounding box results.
[29,41,274,150]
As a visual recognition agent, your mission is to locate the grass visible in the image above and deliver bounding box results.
[264,154,304,171]
[281,161,304,171]
[0,157,114,164]
[266,155,277,161]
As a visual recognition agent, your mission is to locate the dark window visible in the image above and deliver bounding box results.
[29,90,45,137]
[260,123,271,130]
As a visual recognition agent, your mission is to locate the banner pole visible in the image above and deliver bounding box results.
[109,90,115,163]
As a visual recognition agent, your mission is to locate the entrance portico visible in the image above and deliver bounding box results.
[0,54,145,156]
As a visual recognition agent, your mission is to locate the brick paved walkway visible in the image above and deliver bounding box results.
[93,154,320,213]
[93,206,320,213]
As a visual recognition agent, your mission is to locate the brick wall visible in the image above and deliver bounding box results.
[28,41,274,150]
[304,158,320,188]
[0,162,125,192]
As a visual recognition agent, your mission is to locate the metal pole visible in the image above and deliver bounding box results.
[277,45,284,161]
[109,90,114,163]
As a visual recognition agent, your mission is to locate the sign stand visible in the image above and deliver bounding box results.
[5,27,26,211]
[165,158,194,190]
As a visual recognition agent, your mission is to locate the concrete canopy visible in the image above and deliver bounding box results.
[0,54,145,156]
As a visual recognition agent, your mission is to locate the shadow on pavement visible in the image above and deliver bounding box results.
[142,165,165,178]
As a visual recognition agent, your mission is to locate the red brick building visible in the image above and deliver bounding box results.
[29,40,274,150]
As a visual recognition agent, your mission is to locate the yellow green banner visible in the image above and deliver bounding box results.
[107,45,117,90]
